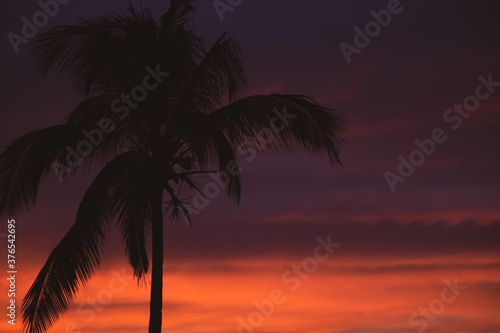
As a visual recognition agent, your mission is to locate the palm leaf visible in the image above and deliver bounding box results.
[21,151,147,333]
[0,126,86,216]
[175,112,242,202]
[181,33,247,110]
[111,152,152,279]
[211,94,348,165]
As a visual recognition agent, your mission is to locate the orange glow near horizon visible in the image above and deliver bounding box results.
[2,251,499,333]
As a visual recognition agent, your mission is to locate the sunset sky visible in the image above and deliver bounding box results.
[1,0,499,332]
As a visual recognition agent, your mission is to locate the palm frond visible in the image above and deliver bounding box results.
[30,24,89,75]
[211,94,349,165]
[175,112,241,202]
[21,151,145,333]
[63,96,151,162]
[110,153,152,279]
[32,11,160,96]
[0,126,86,216]
[181,33,247,110]
[158,0,197,30]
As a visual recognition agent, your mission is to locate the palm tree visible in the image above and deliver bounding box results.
[0,1,348,332]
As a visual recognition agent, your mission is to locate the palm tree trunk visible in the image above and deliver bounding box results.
[148,185,163,333]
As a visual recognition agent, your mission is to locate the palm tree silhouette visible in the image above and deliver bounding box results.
[0,1,347,332]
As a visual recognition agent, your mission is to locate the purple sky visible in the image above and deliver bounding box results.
[1,1,499,332]
[0,0,499,262]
